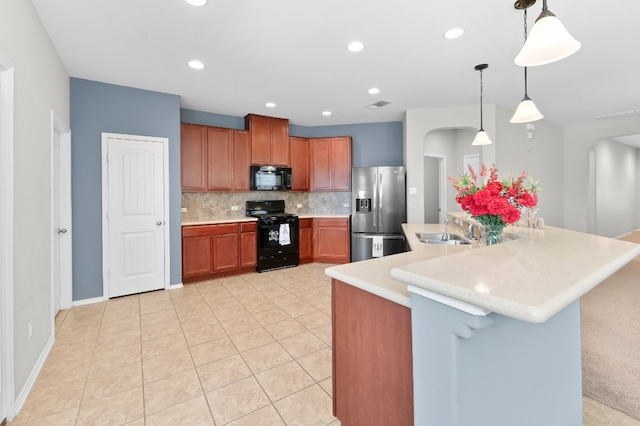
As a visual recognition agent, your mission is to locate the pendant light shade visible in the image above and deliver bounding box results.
[510,97,544,123]
[511,5,544,123]
[472,130,492,146]
[515,0,581,67]
[472,63,492,146]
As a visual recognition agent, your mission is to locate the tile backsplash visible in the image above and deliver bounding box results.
[181,191,350,222]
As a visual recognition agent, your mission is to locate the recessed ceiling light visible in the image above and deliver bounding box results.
[444,28,465,39]
[322,111,332,116]
[368,87,380,95]
[347,41,365,53]
[265,102,276,108]
[188,60,205,70]
[185,0,207,6]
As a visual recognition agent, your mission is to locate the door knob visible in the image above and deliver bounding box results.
[156,221,163,226]
[57,228,68,234]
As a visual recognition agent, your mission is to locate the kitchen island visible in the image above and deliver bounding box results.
[326,224,640,426]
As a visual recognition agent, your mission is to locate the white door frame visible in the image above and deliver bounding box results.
[0,51,16,421]
[424,153,447,224]
[100,132,170,299]
[50,111,72,314]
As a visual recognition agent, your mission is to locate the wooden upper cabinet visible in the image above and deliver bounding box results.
[290,136,311,191]
[245,114,290,166]
[232,130,251,191]
[180,124,207,192]
[311,137,351,191]
[311,138,332,191]
[331,137,352,191]
[207,127,233,191]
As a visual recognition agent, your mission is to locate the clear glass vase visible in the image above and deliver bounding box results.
[483,223,506,245]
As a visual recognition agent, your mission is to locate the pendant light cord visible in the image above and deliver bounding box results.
[479,68,484,131]
[523,8,530,99]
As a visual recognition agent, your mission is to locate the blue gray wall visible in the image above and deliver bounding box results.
[70,78,182,300]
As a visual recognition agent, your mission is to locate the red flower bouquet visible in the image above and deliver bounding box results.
[449,164,540,230]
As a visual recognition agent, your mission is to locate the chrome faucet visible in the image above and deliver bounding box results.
[443,218,476,240]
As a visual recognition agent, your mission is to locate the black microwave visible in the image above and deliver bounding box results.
[250,165,292,191]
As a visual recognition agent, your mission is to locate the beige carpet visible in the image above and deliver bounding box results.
[581,231,640,420]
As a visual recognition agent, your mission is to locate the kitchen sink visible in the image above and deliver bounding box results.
[415,232,472,245]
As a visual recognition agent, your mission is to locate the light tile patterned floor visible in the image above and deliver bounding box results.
[8,261,640,425]
[11,263,340,426]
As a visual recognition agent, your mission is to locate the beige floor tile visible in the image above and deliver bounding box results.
[279,331,327,359]
[225,282,258,297]
[125,419,146,426]
[240,342,293,374]
[140,318,182,341]
[251,307,292,327]
[225,404,286,426]
[57,314,102,331]
[197,354,252,392]
[219,315,262,335]
[256,361,315,402]
[295,310,331,330]
[100,316,141,335]
[198,284,233,299]
[143,348,195,384]
[190,336,239,367]
[90,342,141,374]
[311,323,333,346]
[274,384,337,426]
[319,377,333,397]
[77,386,144,425]
[140,308,179,327]
[297,347,333,382]
[264,318,307,341]
[9,406,79,426]
[95,327,140,351]
[13,377,85,423]
[183,323,227,347]
[144,369,204,415]
[206,376,271,425]
[205,295,242,311]
[260,286,291,299]
[64,302,105,319]
[172,297,210,314]
[83,361,143,403]
[54,325,100,345]
[145,395,215,425]
[141,331,187,359]
[229,327,276,352]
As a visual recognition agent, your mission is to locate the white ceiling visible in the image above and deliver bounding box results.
[31,0,640,127]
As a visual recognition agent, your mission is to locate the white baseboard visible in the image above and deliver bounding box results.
[13,333,54,416]
[72,296,106,307]
[169,282,184,290]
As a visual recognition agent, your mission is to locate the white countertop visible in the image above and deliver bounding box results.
[182,214,349,226]
[326,223,640,323]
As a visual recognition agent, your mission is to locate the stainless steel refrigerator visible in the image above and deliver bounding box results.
[351,166,407,262]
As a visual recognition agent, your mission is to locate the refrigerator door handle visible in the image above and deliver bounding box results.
[378,172,383,230]
[372,172,377,227]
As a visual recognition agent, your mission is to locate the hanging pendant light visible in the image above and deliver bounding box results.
[511,3,544,123]
[472,64,492,146]
[514,0,581,67]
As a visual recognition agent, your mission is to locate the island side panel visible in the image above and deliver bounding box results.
[332,279,414,426]
[411,294,583,426]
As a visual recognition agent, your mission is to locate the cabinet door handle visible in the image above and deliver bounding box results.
[57,228,68,234]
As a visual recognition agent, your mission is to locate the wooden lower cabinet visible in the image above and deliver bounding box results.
[299,218,313,263]
[240,222,257,268]
[182,222,255,282]
[313,218,350,263]
[332,279,414,426]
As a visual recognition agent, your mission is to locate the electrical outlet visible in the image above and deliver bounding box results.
[181,207,187,213]
[343,203,349,208]
[409,187,417,195]
[28,321,33,340]
[231,205,238,211]
[296,204,302,208]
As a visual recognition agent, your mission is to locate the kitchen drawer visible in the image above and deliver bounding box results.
[315,218,348,228]
[182,223,239,237]
[241,222,257,233]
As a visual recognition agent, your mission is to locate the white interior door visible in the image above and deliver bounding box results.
[103,134,167,298]
[52,112,72,313]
